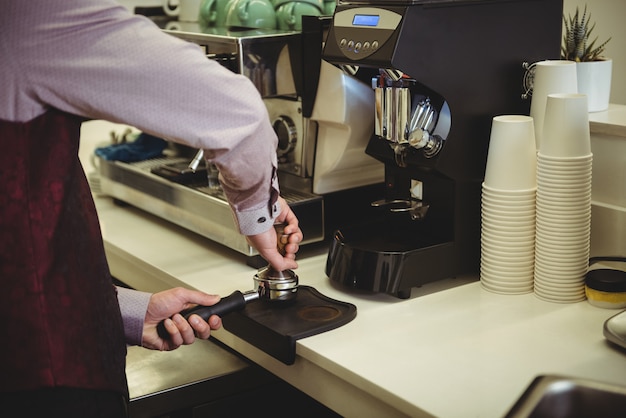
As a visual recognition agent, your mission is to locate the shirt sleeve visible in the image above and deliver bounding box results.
[116,286,152,346]
[1,0,281,235]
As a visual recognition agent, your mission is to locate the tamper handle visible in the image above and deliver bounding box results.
[274,223,288,256]
[182,290,248,321]
[265,223,291,277]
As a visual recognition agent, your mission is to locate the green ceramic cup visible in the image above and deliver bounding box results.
[275,1,321,31]
[322,0,335,16]
[225,0,277,29]
[200,0,237,27]
[272,0,323,11]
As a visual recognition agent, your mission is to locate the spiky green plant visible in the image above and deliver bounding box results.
[561,5,611,62]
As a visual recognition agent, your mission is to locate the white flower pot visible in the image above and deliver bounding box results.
[576,59,612,112]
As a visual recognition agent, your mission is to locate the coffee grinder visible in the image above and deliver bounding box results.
[323,0,563,298]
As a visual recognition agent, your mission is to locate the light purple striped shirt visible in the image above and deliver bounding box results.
[2,0,283,344]
[1,0,281,236]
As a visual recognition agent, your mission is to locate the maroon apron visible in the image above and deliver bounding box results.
[0,109,127,396]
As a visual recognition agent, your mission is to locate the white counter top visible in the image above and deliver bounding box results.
[80,118,626,418]
[589,103,626,138]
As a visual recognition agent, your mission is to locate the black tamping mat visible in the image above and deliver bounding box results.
[221,285,357,365]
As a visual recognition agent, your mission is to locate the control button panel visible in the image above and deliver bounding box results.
[331,7,403,61]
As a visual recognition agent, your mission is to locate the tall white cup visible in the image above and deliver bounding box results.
[540,93,591,158]
[484,115,537,191]
[529,60,578,148]
[163,0,202,22]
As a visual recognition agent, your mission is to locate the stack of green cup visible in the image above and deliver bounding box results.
[200,0,277,29]
[199,0,335,31]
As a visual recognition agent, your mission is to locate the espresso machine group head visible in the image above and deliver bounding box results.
[323,0,563,298]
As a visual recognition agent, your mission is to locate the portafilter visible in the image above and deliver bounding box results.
[157,224,298,337]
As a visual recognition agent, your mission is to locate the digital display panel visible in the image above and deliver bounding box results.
[352,14,380,27]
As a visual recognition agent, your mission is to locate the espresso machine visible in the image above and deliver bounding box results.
[323,0,563,298]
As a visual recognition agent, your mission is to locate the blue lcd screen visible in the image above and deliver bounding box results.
[352,14,380,27]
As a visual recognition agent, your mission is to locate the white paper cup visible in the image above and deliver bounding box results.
[537,161,592,171]
[534,272,588,284]
[482,212,536,224]
[481,272,534,285]
[539,93,591,158]
[536,195,591,204]
[537,166,592,177]
[535,247,589,259]
[483,115,537,190]
[535,275,588,288]
[534,272,586,286]
[480,248,535,263]
[535,212,591,224]
[482,215,536,227]
[535,249,589,261]
[481,223,536,236]
[481,245,535,256]
[482,194,536,206]
[534,289,586,302]
[534,283,585,297]
[529,60,578,147]
[482,235,536,248]
[534,205,587,216]
[481,258,534,272]
[536,193,592,204]
[536,224,591,235]
[535,235,589,245]
[535,262,589,273]
[537,152,593,163]
[534,250,589,263]
[481,281,533,295]
[482,190,537,202]
[537,174,593,185]
[481,264,534,279]
[534,292,585,304]
[482,277,533,290]
[482,198,536,209]
[535,246,589,259]
[481,193,537,203]
[534,265,587,277]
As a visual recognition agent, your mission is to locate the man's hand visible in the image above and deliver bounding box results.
[247,196,303,271]
[142,287,223,351]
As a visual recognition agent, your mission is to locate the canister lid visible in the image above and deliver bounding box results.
[585,269,626,292]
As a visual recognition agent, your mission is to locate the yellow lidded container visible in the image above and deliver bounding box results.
[585,269,626,309]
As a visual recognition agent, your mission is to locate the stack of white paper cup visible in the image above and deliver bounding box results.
[535,93,592,303]
[481,115,537,294]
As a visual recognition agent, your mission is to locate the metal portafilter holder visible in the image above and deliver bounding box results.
[252,223,299,302]
[157,224,298,338]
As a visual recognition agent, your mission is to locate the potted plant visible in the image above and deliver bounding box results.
[561,5,612,112]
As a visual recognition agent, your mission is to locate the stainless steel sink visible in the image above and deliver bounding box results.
[505,375,626,418]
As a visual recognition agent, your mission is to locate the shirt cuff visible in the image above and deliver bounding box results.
[233,198,281,236]
[116,286,152,346]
